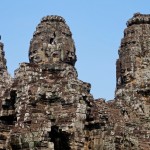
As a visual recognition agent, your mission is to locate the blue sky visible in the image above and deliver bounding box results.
[0,1,149,100]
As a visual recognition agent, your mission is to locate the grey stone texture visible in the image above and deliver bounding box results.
[0,13,149,150]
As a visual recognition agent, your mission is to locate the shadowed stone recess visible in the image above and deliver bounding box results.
[0,13,149,150]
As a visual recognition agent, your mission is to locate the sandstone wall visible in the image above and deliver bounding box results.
[0,13,149,150]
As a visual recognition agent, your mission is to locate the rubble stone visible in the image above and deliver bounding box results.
[0,13,149,150]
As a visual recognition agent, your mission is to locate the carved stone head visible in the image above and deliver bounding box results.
[29,15,77,66]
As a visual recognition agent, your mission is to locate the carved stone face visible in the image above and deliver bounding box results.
[63,48,76,65]
[29,16,77,66]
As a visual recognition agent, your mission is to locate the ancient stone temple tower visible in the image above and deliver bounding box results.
[114,13,150,149]
[116,13,150,117]
[6,16,94,150]
[0,13,149,150]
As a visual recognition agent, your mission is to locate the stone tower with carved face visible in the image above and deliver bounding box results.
[6,16,93,150]
[116,13,150,117]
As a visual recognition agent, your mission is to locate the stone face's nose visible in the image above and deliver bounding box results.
[29,15,77,66]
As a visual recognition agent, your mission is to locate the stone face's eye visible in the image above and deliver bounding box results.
[52,53,58,58]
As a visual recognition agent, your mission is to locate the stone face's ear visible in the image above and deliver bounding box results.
[29,15,77,66]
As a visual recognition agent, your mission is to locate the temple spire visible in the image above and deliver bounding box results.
[0,39,7,70]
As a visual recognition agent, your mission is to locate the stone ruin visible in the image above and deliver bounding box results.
[0,13,149,150]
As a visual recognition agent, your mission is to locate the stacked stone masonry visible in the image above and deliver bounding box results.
[0,13,149,150]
